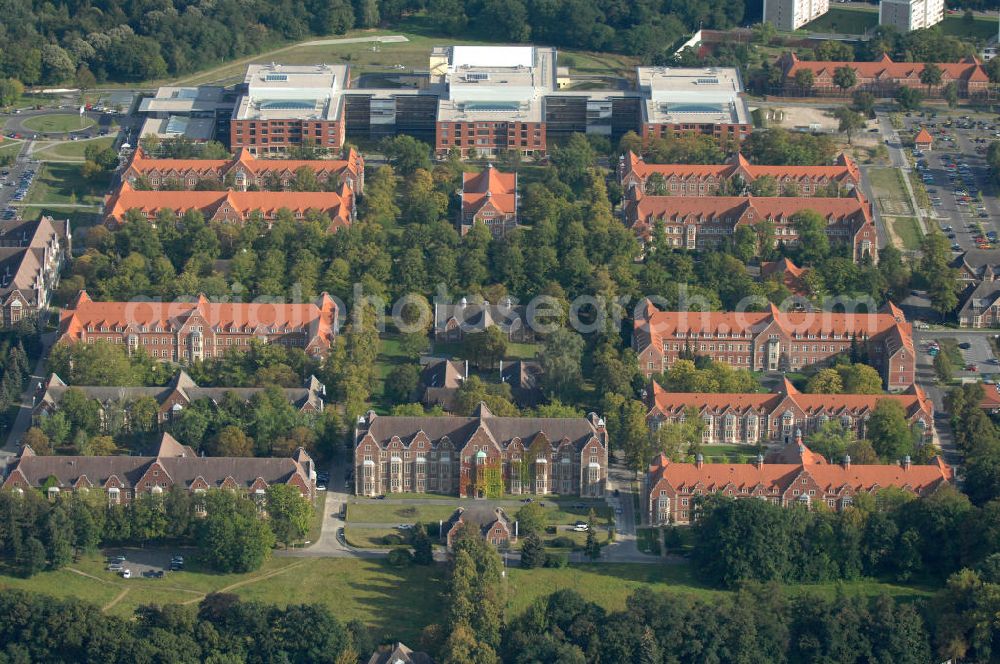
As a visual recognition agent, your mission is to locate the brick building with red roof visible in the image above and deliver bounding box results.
[644,440,952,525]
[633,300,915,390]
[459,165,518,237]
[623,187,877,263]
[3,432,317,503]
[646,378,934,447]
[104,181,355,232]
[780,53,990,97]
[121,147,364,194]
[618,151,860,196]
[58,290,338,363]
[760,258,811,297]
[914,127,934,151]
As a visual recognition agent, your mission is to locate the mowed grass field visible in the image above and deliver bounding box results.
[174,15,637,87]
[0,554,936,645]
[346,496,611,525]
[801,6,877,34]
[21,114,95,133]
[24,163,107,206]
[33,136,115,161]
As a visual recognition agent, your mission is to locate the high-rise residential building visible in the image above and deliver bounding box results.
[879,0,944,32]
[763,0,830,32]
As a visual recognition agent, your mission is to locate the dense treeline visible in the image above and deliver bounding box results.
[0,0,758,88]
[946,383,1000,507]
[0,590,361,664]
[692,486,1000,588]
[39,339,343,459]
[0,487,314,576]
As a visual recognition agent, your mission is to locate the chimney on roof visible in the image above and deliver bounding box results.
[795,427,804,453]
[842,454,851,470]
[902,455,911,470]
[695,453,704,469]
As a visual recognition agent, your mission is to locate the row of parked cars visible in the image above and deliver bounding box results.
[7,166,35,204]
[106,553,184,579]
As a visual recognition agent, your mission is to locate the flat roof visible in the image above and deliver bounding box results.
[636,66,750,126]
[438,46,556,123]
[235,63,349,121]
[139,86,229,115]
[140,115,216,141]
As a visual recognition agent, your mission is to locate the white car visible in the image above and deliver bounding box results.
[572,522,589,532]
[121,569,131,579]
[397,524,413,530]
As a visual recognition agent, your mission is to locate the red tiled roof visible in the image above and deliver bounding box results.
[58,291,337,351]
[105,181,354,231]
[127,146,363,179]
[649,379,933,422]
[628,191,872,226]
[462,165,517,216]
[784,53,989,83]
[761,258,810,296]
[914,127,933,145]
[622,151,860,184]
[636,301,913,356]
[648,454,951,494]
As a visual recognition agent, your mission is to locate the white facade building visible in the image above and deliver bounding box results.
[763,0,830,31]
[879,0,944,32]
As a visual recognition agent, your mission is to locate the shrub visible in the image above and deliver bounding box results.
[381,533,406,546]
[543,552,568,568]
[387,548,413,567]
[549,536,576,549]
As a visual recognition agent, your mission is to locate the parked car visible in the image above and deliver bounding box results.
[121,569,132,579]
[960,342,972,350]
[572,522,589,532]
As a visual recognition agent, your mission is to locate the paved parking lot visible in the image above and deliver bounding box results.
[902,112,1000,253]
[105,548,188,579]
[915,330,1000,378]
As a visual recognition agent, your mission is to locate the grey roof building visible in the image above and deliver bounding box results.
[2,433,316,501]
[0,216,70,327]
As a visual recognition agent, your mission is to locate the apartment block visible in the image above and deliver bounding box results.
[879,0,944,32]
[764,0,830,30]
[633,300,915,390]
[58,291,338,362]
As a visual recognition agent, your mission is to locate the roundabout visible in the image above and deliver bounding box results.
[4,108,110,139]
[20,113,95,133]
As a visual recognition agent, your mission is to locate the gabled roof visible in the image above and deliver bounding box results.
[635,300,912,354]
[126,146,363,180]
[621,151,860,185]
[784,52,988,83]
[105,181,354,231]
[357,405,604,454]
[3,433,314,493]
[58,290,337,353]
[461,165,517,216]
[648,453,951,495]
[626,189,872,229]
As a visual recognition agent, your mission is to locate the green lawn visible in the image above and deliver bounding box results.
[940,14,999,42]
[506,564,935,614]
[21,114,95,133]
[801,6,877,34]
[432,340,540,360]
[0,139,23,159]
[344,526,412,548]
[347,496,611,526]
[348,502,461,524]
[0,553,940,644]
[888,216,923,251]
[25,163,107,206]
[868,167,914,217]
[306,492,327,544]
[173,15,637,88]
[33,137,115,161]
[938,338,965,368]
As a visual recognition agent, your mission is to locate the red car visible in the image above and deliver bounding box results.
[966,364,978,372]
